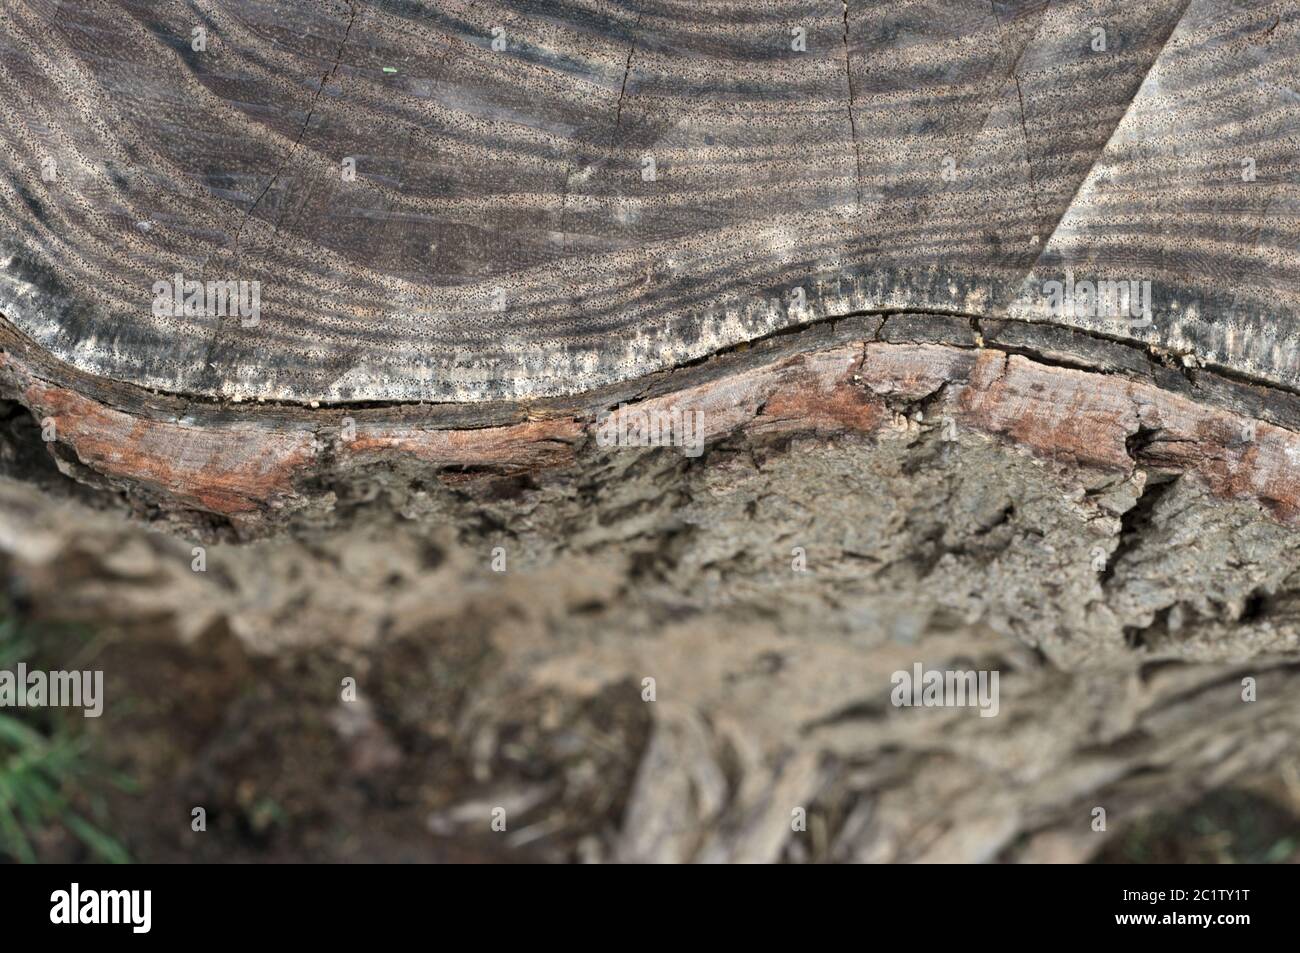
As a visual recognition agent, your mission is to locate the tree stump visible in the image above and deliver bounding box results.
[1,0,1299,862]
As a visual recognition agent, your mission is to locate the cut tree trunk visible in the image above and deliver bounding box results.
[1,0,1299,862]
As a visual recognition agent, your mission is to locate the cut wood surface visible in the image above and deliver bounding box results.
[0,0,1297,408]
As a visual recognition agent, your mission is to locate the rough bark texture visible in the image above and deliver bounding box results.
[4,376,1300,861]
[1,0,1299,862]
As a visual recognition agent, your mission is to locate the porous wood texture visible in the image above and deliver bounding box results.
[0,0,1297,405]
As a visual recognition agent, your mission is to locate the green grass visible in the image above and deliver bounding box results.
[0,612,132,864]
[1094,786,1300,864]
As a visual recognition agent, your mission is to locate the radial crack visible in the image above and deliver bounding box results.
[231,1,359,258]
[610,15,642,149]
[842,1,863,210]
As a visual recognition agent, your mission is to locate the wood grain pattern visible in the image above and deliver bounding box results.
[1,0,1297,405]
